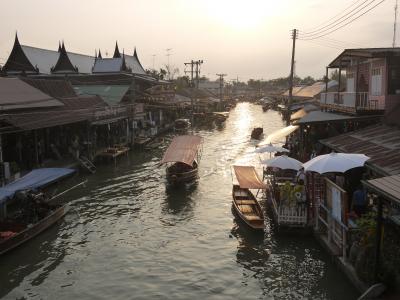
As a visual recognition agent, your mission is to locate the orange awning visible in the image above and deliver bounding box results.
[160,135,203,166]
[233,166,266,189]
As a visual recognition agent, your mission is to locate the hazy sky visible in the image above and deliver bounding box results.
[0,0,396,81]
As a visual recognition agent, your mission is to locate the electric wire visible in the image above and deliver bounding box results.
[298,0,386,40]
[300,0,377,36]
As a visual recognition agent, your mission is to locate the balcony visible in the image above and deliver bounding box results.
[320,92,385,114]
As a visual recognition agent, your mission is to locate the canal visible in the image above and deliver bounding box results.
[0,103,358,299]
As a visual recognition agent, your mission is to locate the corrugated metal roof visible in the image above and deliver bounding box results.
[1,95,107,131]
[328,48,400,68]
[0,77,63,110]
[364,174,400,203]
[297,111,355,124]
[283,81,338,98]
[321,124,400,176]
[21,78,77,98]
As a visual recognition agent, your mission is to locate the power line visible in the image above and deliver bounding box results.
[300,0,376,36]
[298,0,386,40]
[302,0,365,32]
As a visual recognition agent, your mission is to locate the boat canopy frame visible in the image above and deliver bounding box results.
[232,166,267,190]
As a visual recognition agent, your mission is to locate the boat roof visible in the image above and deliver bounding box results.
[160,135,203,166]
[0,168,75,204]
[233,166,266,189]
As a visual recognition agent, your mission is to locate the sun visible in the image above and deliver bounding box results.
[204,0,279,30]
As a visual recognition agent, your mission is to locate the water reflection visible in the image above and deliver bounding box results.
[162,182,197,217]
[0,221,69,298]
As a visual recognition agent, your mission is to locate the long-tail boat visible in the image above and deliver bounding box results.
[232,166,266,231]
[160,135,203,186]
[0,168,77,255]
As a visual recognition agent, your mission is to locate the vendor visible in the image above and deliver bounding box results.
[351,185,367,216]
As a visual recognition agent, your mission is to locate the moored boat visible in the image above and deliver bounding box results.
[251,127,263,140]
[264,166,308,229]
[174,118,191,132]
[0,168,76,255]
[160,135,203,186]
[232,166,266,231]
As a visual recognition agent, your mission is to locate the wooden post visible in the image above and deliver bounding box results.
[337,66,342,104]
[324,67,329,110]
[356,59,360,109]
[34,130,39,166]
[374,196,383,283]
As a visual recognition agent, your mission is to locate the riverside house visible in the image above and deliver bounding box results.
[320,48,400,115]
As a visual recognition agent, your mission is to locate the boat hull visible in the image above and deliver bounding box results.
[0,204,69,256]
[166,166,198,185]
[232,186,264,231]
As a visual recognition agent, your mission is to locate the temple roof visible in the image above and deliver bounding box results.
[113,41,121,58]
[51,42,78,74]
[2,34,38,74]
[92,56,131,73]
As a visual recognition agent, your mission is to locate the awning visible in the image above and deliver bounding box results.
[0,168,75,204]
[296,111,355,124]
[160,135,203,166]
[364,174,400,205]
[233,166,266,189]
[264,125,299,144]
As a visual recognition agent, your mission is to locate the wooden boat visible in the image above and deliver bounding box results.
[213,112,229,125]
[160,135,203,186]
[251,127,263,140]
[174,119,191,132]
[232,166,266,231]
[0,168,77,255]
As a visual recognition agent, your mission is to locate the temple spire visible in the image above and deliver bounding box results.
[3,32,38,74]
[98,49,102,59]
[113,41,121,58]
[58,41,62,52]
[51,41,78,74]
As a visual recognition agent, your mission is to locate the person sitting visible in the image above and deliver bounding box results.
[351,185,367,216]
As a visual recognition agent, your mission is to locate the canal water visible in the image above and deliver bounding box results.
[0,103,358,299]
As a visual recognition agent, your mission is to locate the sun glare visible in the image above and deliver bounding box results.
[204,0,280,30]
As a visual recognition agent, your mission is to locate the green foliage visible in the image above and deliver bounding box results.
[356,211,377,246]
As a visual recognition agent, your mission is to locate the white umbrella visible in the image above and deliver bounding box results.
[254,143,289,154]
[302,152,370,174]
[261,155,302,171]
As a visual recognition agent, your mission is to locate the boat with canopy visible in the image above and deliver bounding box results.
[160,135,203,185]
[0,168,77,255]
[232,166,266,231]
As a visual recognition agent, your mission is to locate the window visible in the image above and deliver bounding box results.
[371,68,382,96]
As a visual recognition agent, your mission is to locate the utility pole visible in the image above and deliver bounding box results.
[287,28,297,126]
[185,59,204,127]
[216,73,227,110]
[393,0,398,47]
[166,48,172,80]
